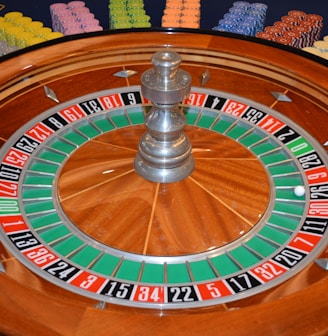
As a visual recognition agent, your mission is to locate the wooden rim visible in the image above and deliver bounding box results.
[0,29,327,336]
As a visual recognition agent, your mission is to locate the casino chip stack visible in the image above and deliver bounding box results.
[50,2,103,35]
[257,10,323,49]
[161,0,201,29]
[302,35,328,60]
[109,0,151,29]
[0,11,64,55]
[212,1,267,36]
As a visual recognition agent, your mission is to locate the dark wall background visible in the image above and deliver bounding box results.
[1,0,327,38]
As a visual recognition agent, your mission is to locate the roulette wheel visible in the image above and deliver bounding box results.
[0,29,327,335]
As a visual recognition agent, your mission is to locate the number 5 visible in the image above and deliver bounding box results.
[206,283,221,298]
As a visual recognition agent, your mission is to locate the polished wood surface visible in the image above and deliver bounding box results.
[0,30,327,335]
[59,126,269,256]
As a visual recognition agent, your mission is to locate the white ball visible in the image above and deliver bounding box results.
[294,185,305,197]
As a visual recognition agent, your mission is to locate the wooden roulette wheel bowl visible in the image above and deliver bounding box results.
[0,29,327,335]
